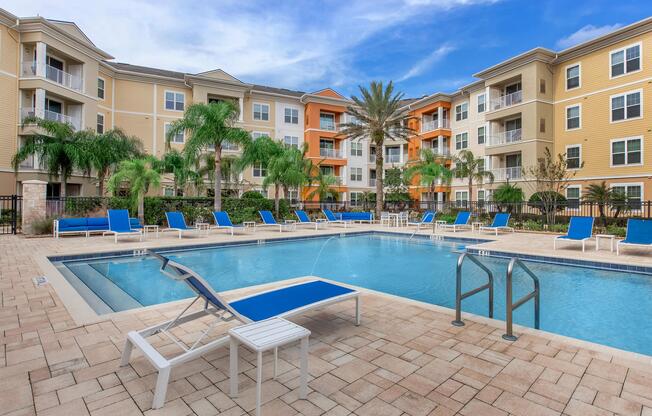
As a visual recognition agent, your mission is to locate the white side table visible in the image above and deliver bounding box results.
[243,221,256,232]
[195,222,211,236]
[472,222,484,233]
[143,224,159,238]
[434,220,447,230]
[229,318,310,416]
[595,234,615,252]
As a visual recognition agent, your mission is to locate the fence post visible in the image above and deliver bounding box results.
[21,180,48,235]
[11,195,17,234]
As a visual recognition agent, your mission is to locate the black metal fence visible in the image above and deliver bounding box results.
[0,195,22,234]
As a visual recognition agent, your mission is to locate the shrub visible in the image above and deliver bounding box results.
[241,191,265,199]
[31,216,55,235]
[606,224,626,237]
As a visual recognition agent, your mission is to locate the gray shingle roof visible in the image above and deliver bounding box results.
[107,62,186,79]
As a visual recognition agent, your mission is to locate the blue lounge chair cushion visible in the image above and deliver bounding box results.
[108,209,135,233]
[86,217,110,231]
[323,209,338,221]
[259,210,278,225]
[559,216,593,240]
[488,213,510,228]
[230,281,355,321]
[622,219,652,245]
[454,211,471,225]
[166,212,190,230]
[340,212,373,221]
[129,218,143,230]
[214,211,235,227]
[420,211,435,223]
[295,210,312,223]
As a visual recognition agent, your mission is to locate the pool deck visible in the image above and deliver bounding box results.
[2,225,652,415]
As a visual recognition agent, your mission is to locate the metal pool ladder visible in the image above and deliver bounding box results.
[452,253,494,327]
[503,258,540,341]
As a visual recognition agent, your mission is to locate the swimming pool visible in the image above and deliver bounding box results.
[53,233,652,356]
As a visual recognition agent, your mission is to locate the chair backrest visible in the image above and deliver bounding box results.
[454,211,471,225]
[323,209,337,221]
[166,212,188,229]
[259,210,277,225]
[213,211,233,227]
[295,210,311,223]
[491,213,510,227]
[567,216,594,239]
[625,219,652,244]
[107,209,132,232]
[380,212,390,219]
[421,211,435,223]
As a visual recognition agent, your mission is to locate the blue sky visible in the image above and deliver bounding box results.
[7,0,652,98]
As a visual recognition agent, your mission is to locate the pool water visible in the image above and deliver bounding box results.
[56,234,652,356]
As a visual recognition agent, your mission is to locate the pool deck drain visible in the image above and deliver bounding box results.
[2,225,652,415]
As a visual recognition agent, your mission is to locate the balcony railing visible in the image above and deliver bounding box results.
[319,121,338,131]
[490,166,522,181]
[421,144,450,156]
[21,61,83,92]
[19,154,35,169]
[21,107,81,130]
[369,179,376,187]
[421,118,450,133]
[319,148,344,158]
[490,90,522,111]
[385,154,402,163]
[487,128,522,146]
[222,141,240,151]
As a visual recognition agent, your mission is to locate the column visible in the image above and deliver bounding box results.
[437,135,444,155]
[437,106,443,128]
[34,88,46,118]
[21,180,47,235]
[399,144,404,163]
[238,97,244,122]
[35,42,47,77]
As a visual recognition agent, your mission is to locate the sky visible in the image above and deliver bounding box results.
[6,0,652,99]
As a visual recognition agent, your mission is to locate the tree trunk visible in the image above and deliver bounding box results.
[375,143,383,217]
[214,146,222,211]
[274,184,280,216]
[98,170,106,197]
[468,177,473,210]
[61,168,68,198]
[137,192,144,223]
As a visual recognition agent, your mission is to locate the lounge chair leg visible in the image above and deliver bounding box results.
[355,297,361,326]
[230,337,239,396]
[273,347,278,379]
[152,366,171,409]
[120,337,133,366]
[299,336,308,399]
[256,352,263,416]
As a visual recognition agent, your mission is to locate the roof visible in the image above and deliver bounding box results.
[251,84,304,97]
[107,62,186,79]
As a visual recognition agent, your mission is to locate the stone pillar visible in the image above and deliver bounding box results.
[437,107,443,128]
[34,88,46,117]
[35,42,47,77]
[22,180,48,235]
[238,97,244,121]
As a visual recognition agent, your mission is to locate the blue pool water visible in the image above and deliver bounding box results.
[56,233,652,356]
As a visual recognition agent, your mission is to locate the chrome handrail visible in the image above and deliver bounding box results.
[452,252,494,326]
[503,258,540,341]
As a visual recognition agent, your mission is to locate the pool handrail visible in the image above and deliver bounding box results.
[452,252,494,327]
[503,258,540,341]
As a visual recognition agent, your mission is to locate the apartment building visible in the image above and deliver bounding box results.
[1,7,651,206]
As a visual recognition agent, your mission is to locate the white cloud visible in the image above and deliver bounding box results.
[556,24,622,49]
[403,0,500,8]
[397,44,456,81]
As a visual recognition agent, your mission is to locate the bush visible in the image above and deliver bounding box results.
[31,216,55,235]
[606,224,626,237]
[241,191,265,199]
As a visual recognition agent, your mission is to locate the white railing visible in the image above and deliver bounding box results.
[490,90,522,111]
[385,154,402,163]
[319,148,344,158]
[421,147,450,157]
[19,154,35,169]
[21,107,81,130]
[369,179,376,187]
[490,166,522,181]
[487,128,522,146]
[21,61,83,92]
[319,121,338,131]
[222,141,239,151]
[421,118,450,132]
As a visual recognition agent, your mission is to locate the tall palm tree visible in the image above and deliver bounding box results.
[307,169,339,202]
[159,149,189,196]
[263,143,310,214]
[166,101,250,211]
[12,117,91,198]
[339,81,413,217]
[404,148,452,203]
[452,150,494,206]
[86,128,142,197]
[199,153,242,195]
[107,157,161,222]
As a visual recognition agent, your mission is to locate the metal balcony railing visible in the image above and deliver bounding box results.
[490,166,522,181]
[487,128,522,146]
[421,118,450,133]
[490,90,522,111]
[21,61,83,92]
[319,148,344,158]
[21,107,81,130]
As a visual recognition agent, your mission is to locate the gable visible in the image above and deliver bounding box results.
[48,20,96,47]
[312,88,345,99]
[194,69,242,83]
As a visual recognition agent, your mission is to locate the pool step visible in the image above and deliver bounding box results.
[64,263,142,312]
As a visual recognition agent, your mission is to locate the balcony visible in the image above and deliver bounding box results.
[487,129,522,147]
[490,166,522,181]
[222,141,240,151]
[421,118,450,133]
[385,154,402,164]
[369,178,376,187]
[21,62,83,92]
[21,107,81,130]
[319,148,344,158]
[421,145,450,156]
[19,154,35,169]
[490,90,522,111]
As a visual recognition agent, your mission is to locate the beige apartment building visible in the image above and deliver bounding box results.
[1,7,651,207]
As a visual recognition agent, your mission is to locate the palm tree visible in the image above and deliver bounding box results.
[12,117,91,198]
[166,101,250,211]
[339,81,413,218]
[159,149,189,196]
[583,181,623,227]
[264,144,310,214]
[404,148,452,204]
[199,153,242,195]
[307,169,339,202]
[107,157,161,222]
[492,183,524,213]
[86,128,142,197]
[452,150,494,206]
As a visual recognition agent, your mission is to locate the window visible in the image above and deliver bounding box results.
[566,145,581,169]
[320,113,336,130]
[455,191,469,208]
[350,142,362,156]
[611,44,641,78]
[611,91,641,122]
[477,94,485,113]
[566,186,580,209]
[566,105,581,130]
[97,78,105,100]
[285,189,298,203]
[350,192,363,206]
[165,123,184,143]
[477,126,485,145]
[566,64,580,90]
[612,184,642,210]
[253,162,266,177]
[283,136,299,148]
[165,91,184,111]
[455,103,468,121]
[284,107,298,124]
[385,146,401,163]
[222,141,239,151]
[251,131,267,140]
[455,132,468,150]
[612,137,642,166]
[253,103,269,121]
[350,167,362,182]
[96,113,104,134]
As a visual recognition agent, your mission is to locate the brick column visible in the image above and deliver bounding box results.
[22,180,48,235]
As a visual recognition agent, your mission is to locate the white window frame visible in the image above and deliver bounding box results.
[455,190,469,207]
[565,63,581,91]
[251,131,268,140]
[610,182,644,211]
[97,77,105,100]
[610,89,643,123]
[565,144,582,170]
[565,185,581,210]
[455,132,468,150]
[165,122,184,144]
[252,102,270,121]
[477,126,486,145]
[284,107,299,124]
[477,94,486,113]
[253,162,266,177]
[350,167,362,182]
[350,191,363,206]
[96,113,105,134]
[164,90,185,112]
[609,42,642,79]
[319,112,336,130]
[565,103,581,131]
[283,135,299,147]
[350,141,363,157]
[455,102,468,121]
[610,136,643,167]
